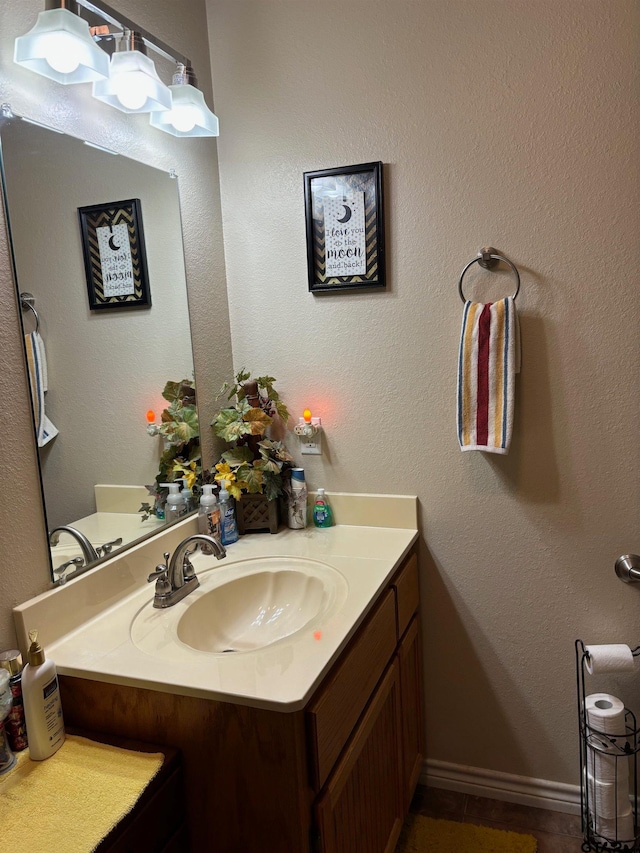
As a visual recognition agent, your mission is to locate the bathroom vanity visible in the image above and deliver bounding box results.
[15,498,422,853]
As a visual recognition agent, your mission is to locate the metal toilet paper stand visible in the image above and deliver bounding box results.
[576,639,640,851]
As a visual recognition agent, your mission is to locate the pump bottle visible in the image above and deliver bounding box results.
[162,482,187,523]
[313,488,334,528]
[218,483,239,545]
[198,485,221,541]
[21,630,65,760]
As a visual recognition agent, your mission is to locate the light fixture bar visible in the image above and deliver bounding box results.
[76,0,190,67]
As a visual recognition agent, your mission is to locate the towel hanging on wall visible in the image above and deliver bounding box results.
[457,297,520,454]
[25,331,58,447]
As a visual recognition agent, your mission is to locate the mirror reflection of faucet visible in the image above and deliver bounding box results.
[147,534,226,609]
[53,556,84,585]
[95,537,123,558]
[49,525,99,563]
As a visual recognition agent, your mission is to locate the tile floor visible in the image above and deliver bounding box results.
[410,785,586,852]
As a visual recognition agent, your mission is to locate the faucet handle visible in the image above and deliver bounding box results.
[96,537,123,558]
[148,552,170,581]
[148,553,172,597]
[53,557,84,585]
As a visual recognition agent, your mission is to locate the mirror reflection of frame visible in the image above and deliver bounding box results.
[78,198,152,310]
[0,114,198,583]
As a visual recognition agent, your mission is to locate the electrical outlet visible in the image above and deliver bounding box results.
[301,433,322,455]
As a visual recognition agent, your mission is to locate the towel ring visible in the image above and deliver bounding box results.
[458,248,521,304]
[20,291,40,333]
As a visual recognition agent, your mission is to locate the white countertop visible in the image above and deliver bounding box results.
[15,493,418,713]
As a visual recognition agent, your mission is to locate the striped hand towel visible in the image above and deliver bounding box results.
[457,298,519,454]
[25,331,58,447]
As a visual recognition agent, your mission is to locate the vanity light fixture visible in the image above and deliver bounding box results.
[14,0,110,85]
[92,29,171,114]
[150,64,219,138]
[14,0,219,138]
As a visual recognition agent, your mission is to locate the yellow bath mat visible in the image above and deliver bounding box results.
[396,813,538,853]
[0,734,164,852]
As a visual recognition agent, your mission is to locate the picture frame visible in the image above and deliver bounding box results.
[78,198,151,310]
[304,161,385,293]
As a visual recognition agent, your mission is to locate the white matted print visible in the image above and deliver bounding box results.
[323,192,366,277]
[96,224,135,296]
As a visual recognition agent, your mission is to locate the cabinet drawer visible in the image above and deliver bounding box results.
[307,589,397,790]
[392,553,419,639]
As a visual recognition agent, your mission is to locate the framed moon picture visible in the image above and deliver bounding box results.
[303,161,385,293]
[78,198,151,310]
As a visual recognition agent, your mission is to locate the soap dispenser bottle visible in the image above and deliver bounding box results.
[162,483,186,522]
[180,478,195,512]
[198,485,221,540]
[218,483,239,545]
[21,630,65,760]
[313,488,334,528]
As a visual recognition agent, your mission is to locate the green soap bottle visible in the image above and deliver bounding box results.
[313,488,334,528]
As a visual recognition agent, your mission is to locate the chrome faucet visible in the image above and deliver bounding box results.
[49,525,99,563]
[147,534,226,609]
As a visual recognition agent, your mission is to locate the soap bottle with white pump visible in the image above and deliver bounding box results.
[198,485,221,541]
[218,482,239,545]
[180,478,195,512]
[162,483,187,523]
[21,630,65,760]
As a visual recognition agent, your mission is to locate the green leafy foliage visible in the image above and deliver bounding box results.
[211,371,292,501]
[139,378,201,522]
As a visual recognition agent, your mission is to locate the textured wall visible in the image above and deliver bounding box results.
[207,0,640,786]
[0,0,233,647]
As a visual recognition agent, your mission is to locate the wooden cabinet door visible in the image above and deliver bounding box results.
[398,615,425,812]
[314,660,403,853]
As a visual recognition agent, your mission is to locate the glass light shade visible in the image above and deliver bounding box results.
[14,8,110,85]
[150,84,219,137]
[93,51,171,114]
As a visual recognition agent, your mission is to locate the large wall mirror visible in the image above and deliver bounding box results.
[0,114,198,583]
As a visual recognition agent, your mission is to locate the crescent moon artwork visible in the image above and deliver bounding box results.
[108,235,121,251]
[323,190,367,277]
[336,204,352,224]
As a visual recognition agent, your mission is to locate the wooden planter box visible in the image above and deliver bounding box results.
[236,493,279,534]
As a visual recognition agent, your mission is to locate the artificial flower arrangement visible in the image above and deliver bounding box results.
[140,378,201,520]
[211,370,292,501]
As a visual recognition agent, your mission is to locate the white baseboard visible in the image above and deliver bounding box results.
[423,758,582,816]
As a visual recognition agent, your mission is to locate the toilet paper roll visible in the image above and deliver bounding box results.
[593,807,634,845]
[585,693,626,737]
[587,773,630,819]
[585,644,635,675]
[587,749,620,784]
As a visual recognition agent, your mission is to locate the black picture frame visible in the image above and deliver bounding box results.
[304,161,385,293]
[78,198,151,310]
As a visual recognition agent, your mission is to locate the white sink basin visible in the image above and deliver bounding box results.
[131,556,348,657]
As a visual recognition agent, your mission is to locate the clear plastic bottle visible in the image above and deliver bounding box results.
[180,478,195,512]
[198,485,221,541]
[21,630,65,761]
[0,650,27,752]
[0,669,15,774]
[162,482,187,522]
[313,488,334,528]
[218,483,239,545]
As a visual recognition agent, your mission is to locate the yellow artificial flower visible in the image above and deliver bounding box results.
[214,461,236,485]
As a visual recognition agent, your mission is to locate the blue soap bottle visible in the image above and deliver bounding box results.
[218,483,239,545]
